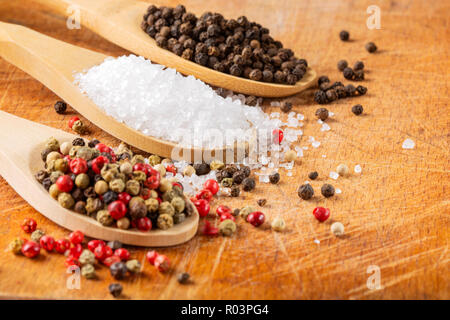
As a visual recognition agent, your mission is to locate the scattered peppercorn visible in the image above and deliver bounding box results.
[242,177,256,191]
[337,60,348,71]
[110,262,128,280]
[230,185,240,197]
[193,163,210,176]
[321,184,335,198]
[352,104,364,115]
[353,61,364,71]
[54,101,67,114]
[331,222,345,236]
[308,171,318,180]
[315,108,329,121]
[339,30,349,41]
[257,198,267,207]
[280,101,293,113]
[177,272,190,284]
[31,229,45,243]
[298,184,314,200]
[336,164,350,177]
[343,67,354,80]
[219,219,237,236]
[356,85,367,95]
[108,283,123,298]
[365,42,377,53]
[271,216,286,232]
[269,172,280,184]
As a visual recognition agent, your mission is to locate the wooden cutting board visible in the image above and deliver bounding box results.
[0,0,448,299]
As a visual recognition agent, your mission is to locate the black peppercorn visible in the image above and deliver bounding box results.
[257,198,267,207]
[337,60,348,71]
[314,90,328,104]
[298,184,314,200]
[74,201,87,214]
[193,163,210,175]
[54,101,67,114]
[88,139,100,148]
[356,85,367,95]
[242,177,255,191]
[42,177,52,191]
[35,170,49,183]
[280,101,293,113]
[230,185,240,197]
[72,137,85,146]
[232,170,246,184]
[345,84,356,96]
[326,89,338,102]
[107,240,123,250]
[308,171,318,180]
[321,184,335,198]
[352,104,364,115]
[177,272,190,284]
[103,191,118,204]
[317,75,330,86]
[343,67,354,80]
[339,30,349,41]
[365,42,377,53]
[245,95,258,106]
[354,70,364,81]
[108,283,123,298]
[241,166,251,177]
[269,172,280,184]
[353,61,364,71]
[110,262,128,280]
[315,108,329,121]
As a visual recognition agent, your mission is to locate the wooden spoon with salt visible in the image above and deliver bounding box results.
[0,110,199,246]
[32,0,317,98]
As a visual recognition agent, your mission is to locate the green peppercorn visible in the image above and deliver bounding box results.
[126,180,140,196]
[132,171,147,183]
[72,120,85,134]
[145,198,159,213]
[219,219,236,236]
[209,159,225,171]
[45,137,60,152]
[81,264,96,279]
[221,177,233,188]
[86,198,104,215]
[239,206,255,219]
[94,180,109,195]
[69,146,81,158]
[46,151,62,164]
[49,171,64,183]
[49,184,61,199]
[159,201,175,216]
[60,142,72,155]
[131,154,145,166]
[126,259,142,273]
[109,179,125,193]
[171,197,185,214]
[79,249,96,265]
[8,238,24,255]
[148,155,161,166]
[97,210,114,226]
[58,192,75,209]
[75,173,90,189]
[31,229,45,243]
[159,178,172,193]
[119,162,133,175]
[76,146,96,160]
[157,213,174,230]
[54,159,68,173]
[117,217,130,230]
[101,164,119,182]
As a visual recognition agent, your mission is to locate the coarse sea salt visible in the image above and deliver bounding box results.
[354,164,362,173]
[312,141,321,148]
[402,138,415,149]
[75,55,278,149]
[335,188,342,194]
[329,171,339,180]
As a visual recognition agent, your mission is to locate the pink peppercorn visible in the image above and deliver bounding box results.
[68,230,84,245]
[21,241,40,258]
[154,255,170,273]
[69,158,88,175]
[87,239,105,252]
[272,129,284,144]
[196,189,213,202]
[203,179,219,195]
[56,175,73,193]
[21,218,37,233]
[146,250,159,265]
[91,156,109,174]
[54,238,71,254]
[103,255,121,267]
[117,192,131,205]
[108,201,127,220]
[39,235,55,252]
[114,248,130,261]
[136,217,152,231]
[216,205,232,216]
[246,211,265,227]
[193,199,210,217]
[68,116,79,129]
[313,207,330,222]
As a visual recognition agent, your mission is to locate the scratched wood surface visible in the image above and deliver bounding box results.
[0,0,448,300]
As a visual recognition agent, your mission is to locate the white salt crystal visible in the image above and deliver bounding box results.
[321,123,331,132]
[308,136,315,143]
[304,181,310,184]
[75,55,279,149]
[270,112,280,118]
[402,138,415,149]
[312,141,321,148]
[354,164,362,173]
[329,111,334,117]
[302,146,308,150]
[335,188,342,194]
[317,119,323,124]
[270,101,280,107]
[322,154,326,158]
[287,171,293,177]
[314,239,320,244]
[329,171,339,180]
[296,114,304,120]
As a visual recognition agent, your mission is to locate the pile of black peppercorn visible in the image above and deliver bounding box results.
[141,4,308,85]
[314,75,367,104]
[215,164,254,196]
[338,60,365,81]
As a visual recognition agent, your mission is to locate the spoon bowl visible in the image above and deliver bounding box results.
[33,0,317,97]
[0,110,199,246]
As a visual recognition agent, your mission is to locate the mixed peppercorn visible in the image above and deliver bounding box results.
[141,4,308,85]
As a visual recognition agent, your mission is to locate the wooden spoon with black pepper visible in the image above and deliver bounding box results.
[0,110,199,247]
[32,0,317,97]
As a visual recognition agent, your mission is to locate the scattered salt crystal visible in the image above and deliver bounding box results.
[312,141,321,148]
[302,146,308,150]
[304,181,310,184]
[287,172,293,177]
[402,138,415,149]
[308,136,315,143]
[354,164,362,173]
[270,101,281,107]
[314,239,320,244]
[322,154,326,158]
[270,112,280,118]
[321,123,331,132]
[335,188,342,194]
[317,119,323,124]
[329,171,339,180]
[296,114,304,120]
[329,111,334,117]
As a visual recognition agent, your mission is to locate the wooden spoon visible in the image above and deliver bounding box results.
[0,21,249,160]
[0,110,199,247]
[32,0,317,97]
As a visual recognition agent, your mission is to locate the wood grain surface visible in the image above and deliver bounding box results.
[0,0,448,300]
